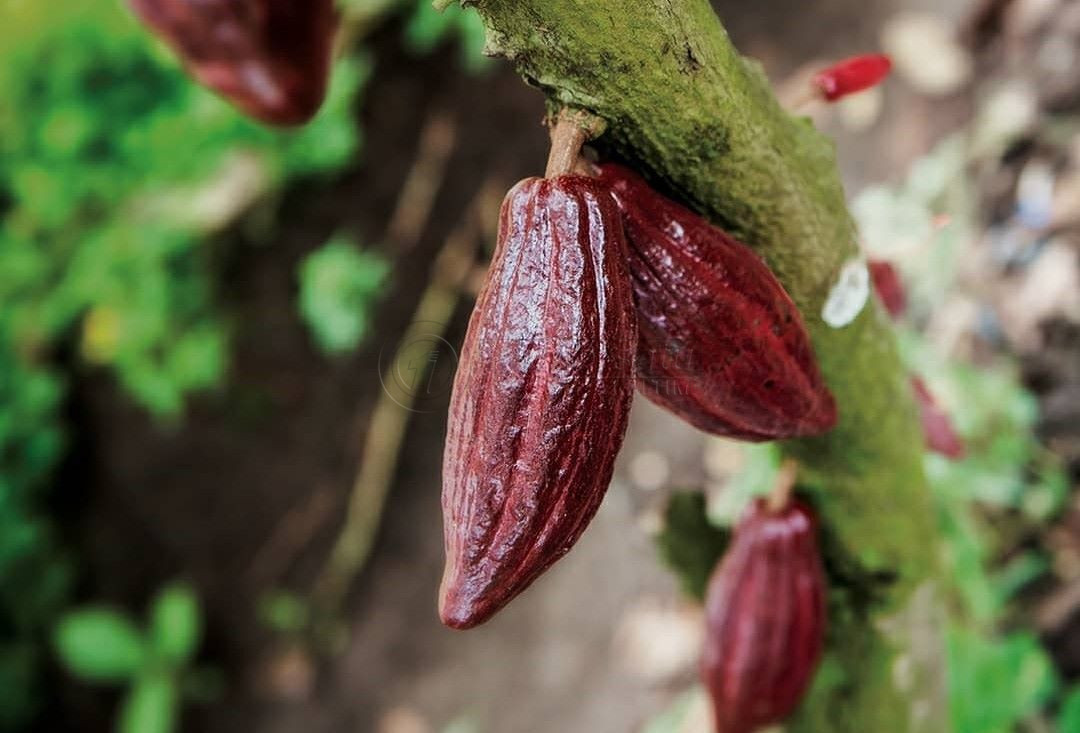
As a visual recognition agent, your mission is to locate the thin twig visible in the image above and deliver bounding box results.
[311,179,505,617]
[385,113,458,254]
[248,488,337,588]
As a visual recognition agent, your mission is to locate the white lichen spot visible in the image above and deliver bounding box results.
[822,259,870,328]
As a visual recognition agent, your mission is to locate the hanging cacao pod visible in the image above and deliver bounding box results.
[440,176,637,629]
[868,259,906,319]
[128,0,337,125]
[595,163,837,441]
[702,498,827,733]
[912,376,966,459]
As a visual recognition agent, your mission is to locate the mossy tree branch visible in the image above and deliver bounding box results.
[467,1,947,730]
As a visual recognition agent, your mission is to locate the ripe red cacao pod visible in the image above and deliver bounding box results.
[595,163,837,441]
[440,176,637,630]
[128,0,337,125]
[912,376,966,459]
[702,498,827,733]
[813,54,893,102]
[868,259,907,319]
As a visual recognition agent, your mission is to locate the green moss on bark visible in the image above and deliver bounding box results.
[470,0,946,730]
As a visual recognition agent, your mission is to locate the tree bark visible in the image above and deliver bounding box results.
[466,0,948,730]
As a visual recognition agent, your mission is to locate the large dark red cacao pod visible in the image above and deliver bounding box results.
[595,163,837,440]
[439,176,637,630]
[702,498,827,733]
[128,0,337,125]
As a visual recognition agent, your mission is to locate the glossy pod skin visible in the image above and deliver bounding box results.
[439,176,637,630]
[702,499,827,733]
[128,0,337,125]
[595,163,837,441]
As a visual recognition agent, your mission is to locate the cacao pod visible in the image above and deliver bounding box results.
[868,259,906,319]
[128,0,337,125]
[595,163,837,440]
[702,498,826,733]
[912,376,965,459]
[440,176,637,629]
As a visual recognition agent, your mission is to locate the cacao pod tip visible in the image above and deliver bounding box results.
[437,564,504,630]
[437,591,484,631]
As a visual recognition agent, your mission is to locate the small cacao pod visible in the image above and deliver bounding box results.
[868,259,906,319]
[595,163,837,441]
[912,376,965,459]
[128,0,337,125]
[813,54,893,102]
[440,176,637,629]
[702,498,827,733]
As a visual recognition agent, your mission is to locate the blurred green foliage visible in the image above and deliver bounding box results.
[0,0,366,726]
[54,582,205,733]
[402,0,490,73]
[654,492,729,601]
[914,350,1067,731]
[948,628,1057,733]
[651,130,1074,731]
[0,0,492,726]
[341,0,490,72]
[1060,687,1080,732]
[298,235,389,355]
[860,136,1071,732]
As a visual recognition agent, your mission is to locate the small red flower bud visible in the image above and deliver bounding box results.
[813,54,893,102]
[868,259,906,319]
[912,377,966,459]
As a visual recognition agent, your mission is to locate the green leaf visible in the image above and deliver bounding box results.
[1059,686,1080,733]
[404,0,457,52]
[148,583,201,667]
[298,236,389,355]
[53,608,145,683]
[118,673,178,733]
[947,628,1057,733]
[257,590,309,634]
[654,492,729,600]
[709,442,780,526]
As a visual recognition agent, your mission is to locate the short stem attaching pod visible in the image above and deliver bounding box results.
[544,109,607,178]
[766,459,800,513]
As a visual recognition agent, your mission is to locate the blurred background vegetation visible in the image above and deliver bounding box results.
[2,0,1080,731]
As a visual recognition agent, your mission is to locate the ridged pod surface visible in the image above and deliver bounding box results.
[596,163,837,440]
[128,0,337,125]
[440,176,637,629]
[702,498,827,733]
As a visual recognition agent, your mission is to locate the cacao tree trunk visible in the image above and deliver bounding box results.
[467,0,948,730]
